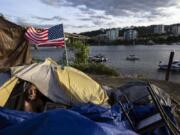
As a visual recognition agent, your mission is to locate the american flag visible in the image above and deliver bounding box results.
[25,24,65,47]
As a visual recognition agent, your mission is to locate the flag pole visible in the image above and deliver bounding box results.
[64,33,69,66]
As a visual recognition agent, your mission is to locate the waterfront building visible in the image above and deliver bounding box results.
[106,29,119,41]
[171,24,180,35]
[154,25,165,34]
[95,33,108,44]
[123,29,138,40]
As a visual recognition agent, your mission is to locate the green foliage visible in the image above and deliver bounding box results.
[71,40,89,64]
[69,40,118,76]
[80,29,106,37]
[72,63,119,76]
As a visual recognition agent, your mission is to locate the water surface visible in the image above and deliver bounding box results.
[32,45,180,83]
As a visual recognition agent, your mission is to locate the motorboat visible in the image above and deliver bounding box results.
[158,60,180,71]
[89,54,108,63]
[126,55,140,61]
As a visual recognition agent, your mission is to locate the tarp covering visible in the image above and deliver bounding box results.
[0,58,108,106]
[0,103,175,135]
[0,16,32,70]
[0,104,137,135]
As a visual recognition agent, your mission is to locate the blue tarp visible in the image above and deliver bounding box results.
[0,104,137,135]
[0,103,175,135]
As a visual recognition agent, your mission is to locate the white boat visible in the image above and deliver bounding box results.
[126,55,140,61]
[89,54,108,63]
[158,60,180,71]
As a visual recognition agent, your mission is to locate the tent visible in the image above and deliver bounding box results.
[0,58,109,108]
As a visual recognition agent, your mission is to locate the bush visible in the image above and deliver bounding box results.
[69,40,89,64]
[71,63,119,76]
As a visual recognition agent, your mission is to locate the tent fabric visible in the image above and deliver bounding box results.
[0,77,19,106]
[114,81,171,106]
[7,58,109,106]
[0,16,32,71]
[4,81,29,111]
[55,65,109,105]
[13,61,71,105]
[0,104,137,135]
[0,72,10,87]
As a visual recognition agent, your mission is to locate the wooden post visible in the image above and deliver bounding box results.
[165,51,175,81]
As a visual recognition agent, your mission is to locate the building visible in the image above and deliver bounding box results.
[171,24,180,35]
[95,34,108,44]
[123,29,138,40]
[154,25,165,34]
[106,29,119,41]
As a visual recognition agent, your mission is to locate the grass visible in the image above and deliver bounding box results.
[71,63,119,76]
[33,58,119,76]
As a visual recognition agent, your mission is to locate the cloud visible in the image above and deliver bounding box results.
[2,0,179,33]
[79,14,111,23]
[65,24,94,29]
[40,0,72,7]
[40,0,178,18]
[32,16,67,21]
[15,17,53,28]
[69,0,177,17]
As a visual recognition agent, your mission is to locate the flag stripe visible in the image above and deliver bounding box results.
[38,40,64,45]
[39,40,64,46]
[25,24,65,47]
[25,32,48,42]
[30,27,48,36]
[27,28,48,39]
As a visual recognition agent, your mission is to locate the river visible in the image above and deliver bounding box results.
[32,45,180,83]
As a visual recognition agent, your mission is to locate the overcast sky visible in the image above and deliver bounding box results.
[0,0,180,33]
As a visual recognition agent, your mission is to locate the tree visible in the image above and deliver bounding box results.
[71,40,89,64]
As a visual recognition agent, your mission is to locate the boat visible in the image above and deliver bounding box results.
[147,40,155,45]
[89,54,108,63]
[126,55,140,61]
[158,60,180,71]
